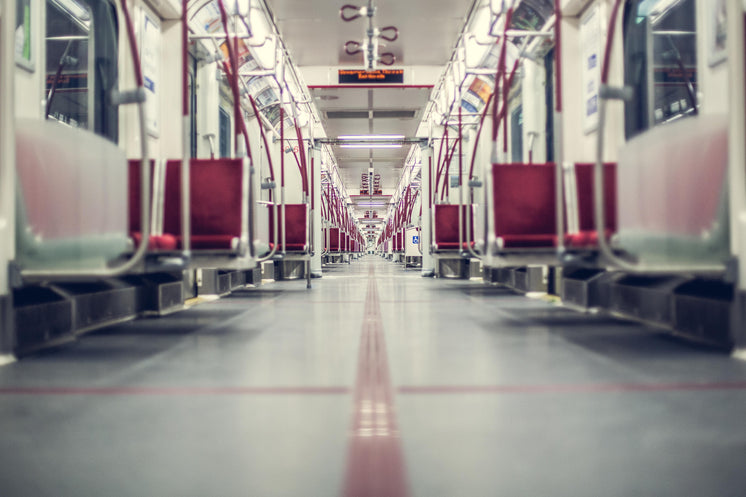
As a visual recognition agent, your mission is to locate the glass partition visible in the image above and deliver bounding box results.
[624,0,698,138]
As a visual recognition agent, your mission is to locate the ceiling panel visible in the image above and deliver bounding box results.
[267,0,474,66]
[265,0,474,224]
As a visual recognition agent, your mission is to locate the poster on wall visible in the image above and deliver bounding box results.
[580,3,602,135]
[140,8,160,137]
[15,0,34,71]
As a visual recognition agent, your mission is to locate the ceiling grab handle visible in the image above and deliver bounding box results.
[340,4,363,22]
[378,52,396,66]
[379,26,398,42]
[344,40,363,55]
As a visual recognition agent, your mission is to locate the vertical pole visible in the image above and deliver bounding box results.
[458,105,464,256]
[181,0,191,254]
[727,0,746,348]
[553,0,565,252]
[727,0,746,289]
[280,89,286,254]
[421,145,434,276]
[311,147,323,277]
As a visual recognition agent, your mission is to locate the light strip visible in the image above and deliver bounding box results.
[338,134,405,140]
[340,144,402,149]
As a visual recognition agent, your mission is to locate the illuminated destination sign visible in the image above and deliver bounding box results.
[338,69,404,84]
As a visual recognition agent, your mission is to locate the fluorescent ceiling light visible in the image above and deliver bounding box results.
[340,144,402,149]
[338,134,405,140]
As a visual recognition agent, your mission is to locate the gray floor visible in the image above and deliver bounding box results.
[1,256,745,497]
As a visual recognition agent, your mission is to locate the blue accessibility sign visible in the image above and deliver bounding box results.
[412,235,420,244]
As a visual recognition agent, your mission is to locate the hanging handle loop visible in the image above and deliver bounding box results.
[340,4,362,22]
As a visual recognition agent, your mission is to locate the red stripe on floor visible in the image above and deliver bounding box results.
[342,266,409,497]
[398,382,746,395]
[0,386,350,396]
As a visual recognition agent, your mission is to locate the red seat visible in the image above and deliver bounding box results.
[162,159,244,251]
[268,204,308,252]
[434,204,475,251]
[565,163,617,249]
[492,163,557,250]
[327,228,341,252]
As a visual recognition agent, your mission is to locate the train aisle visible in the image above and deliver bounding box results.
[1,256,746,496]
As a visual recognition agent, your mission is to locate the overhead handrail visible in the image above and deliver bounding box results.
[593,0,724,274]
[216,1,253,159]
[248,95,276,183]
[433,126,448,200]
[249,96,279,263]
[491,7,512,156]
[440,137,461,201]
[217,0,257,258]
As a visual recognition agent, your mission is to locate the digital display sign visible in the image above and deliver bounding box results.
[338,69,404,84]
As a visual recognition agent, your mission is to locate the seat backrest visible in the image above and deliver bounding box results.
[268,204,308,248]
[491,163,556,236]
[574,163,617,233]
[617,114,727,236]
[328,227,341,251]
[162,158,244,239]
[433,204,475,245]
[162,160,183,237]
[190,159,243,237]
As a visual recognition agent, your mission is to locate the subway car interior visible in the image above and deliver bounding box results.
[1,0,746,495]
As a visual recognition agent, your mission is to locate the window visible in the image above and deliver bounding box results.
[544,49,554,162]
[624,0,698,138]
[511,105,523,163]
[219,108,231,158]
[45,0,118,142]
